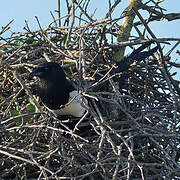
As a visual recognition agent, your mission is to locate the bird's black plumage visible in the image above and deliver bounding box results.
[29,62,87,117]
[29,62,74,109]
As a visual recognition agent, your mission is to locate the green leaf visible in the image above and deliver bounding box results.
[32,40,37,44]
[72,77,76,82]
[11,109,19,116]
[1,46,7,51]
[15,118,22,126]
[26,103,36,113]
[11,109,22,126]
[14,39,25,46]
[25,37,37,45]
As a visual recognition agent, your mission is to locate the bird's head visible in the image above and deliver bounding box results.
[29,62,66,82]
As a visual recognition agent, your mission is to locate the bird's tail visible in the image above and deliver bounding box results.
[113,42,158,73]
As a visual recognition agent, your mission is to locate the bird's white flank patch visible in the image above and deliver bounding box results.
[51,90,88,117]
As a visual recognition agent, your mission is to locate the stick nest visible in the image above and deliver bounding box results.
[0,5,180,180]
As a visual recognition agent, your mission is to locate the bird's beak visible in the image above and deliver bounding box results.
[29,69,42,79]
[29,71,35,79]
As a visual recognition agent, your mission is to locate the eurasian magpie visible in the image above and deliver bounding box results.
[29,42,158,117]
[29,62,88,117]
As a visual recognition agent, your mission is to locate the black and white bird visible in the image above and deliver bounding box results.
[29,42,158,117]
[29,62,88,117]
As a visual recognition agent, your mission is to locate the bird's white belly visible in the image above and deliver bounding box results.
[49,91,88,117]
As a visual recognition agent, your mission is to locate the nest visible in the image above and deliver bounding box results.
[0,3,180,180]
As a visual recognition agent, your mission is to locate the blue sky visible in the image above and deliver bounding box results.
[1,0,179,79]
